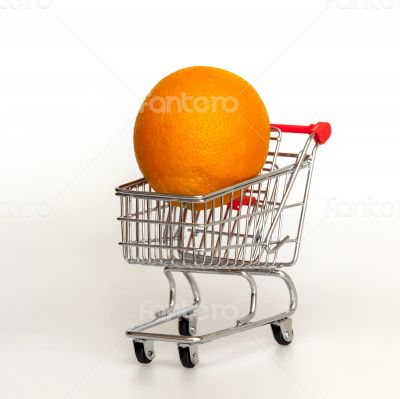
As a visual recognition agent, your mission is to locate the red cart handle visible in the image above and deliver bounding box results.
[271,122,331,144]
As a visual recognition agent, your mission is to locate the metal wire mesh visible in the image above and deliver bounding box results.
[116,128,317,272]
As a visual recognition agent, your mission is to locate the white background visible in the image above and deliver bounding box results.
[1,1,399,398]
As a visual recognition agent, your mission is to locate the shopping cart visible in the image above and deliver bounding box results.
[116,122,331,367]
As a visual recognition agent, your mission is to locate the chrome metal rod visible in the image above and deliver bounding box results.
[268,235,290,253]
[292,143,319,265]
[270,269,297,312]
[154,268,176,317]
[126,310,294,345]
[129,268,201,332]
[182,271,201,306]
[236,272,257,326]
[128,304,199,333]
[116,159,310,201]
[264,134,314,251]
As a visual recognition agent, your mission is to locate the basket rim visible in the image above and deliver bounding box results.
[115,156,311,203]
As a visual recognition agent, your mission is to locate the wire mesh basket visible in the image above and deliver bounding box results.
[116,123,329,272]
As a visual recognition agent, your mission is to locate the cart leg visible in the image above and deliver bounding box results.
[178,272,200,335]
[236,271,257,326]
[182,271,201,307]
[154,268,176,318]
[153,268,201,319]
[126,268,201,334]
[268,269,297,345]
[269,268,297,313]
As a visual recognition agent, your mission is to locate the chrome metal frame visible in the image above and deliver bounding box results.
[125,267,297,346]
[116,127,319,364]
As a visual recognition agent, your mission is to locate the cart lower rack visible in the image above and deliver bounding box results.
[116,122,331,367]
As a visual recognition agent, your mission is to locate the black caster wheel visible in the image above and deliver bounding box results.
[133,340,155,364]
[178,345,199,368]
[178,316,197,336]
[271,320,294,346]
[178,317,190,335]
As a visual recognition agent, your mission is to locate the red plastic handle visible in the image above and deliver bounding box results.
[271,122,331,144]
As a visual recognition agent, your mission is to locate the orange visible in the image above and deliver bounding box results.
[134,66,270,204]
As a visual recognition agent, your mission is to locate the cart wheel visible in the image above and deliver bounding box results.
[133,340,155,364]
[178,345,199,368]
[178,317,190,335]
[271,319,294,346]
[178,315,197,336]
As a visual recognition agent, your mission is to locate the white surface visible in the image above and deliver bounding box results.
[1,1,400,398]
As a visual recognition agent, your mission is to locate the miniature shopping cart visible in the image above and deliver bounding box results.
[116,122,331,368]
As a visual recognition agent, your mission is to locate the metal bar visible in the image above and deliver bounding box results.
[182,271,201,306]
[128,304,199,333]
[268,235,290,253]
[236,272,257,326]
[263,135,315,251]
[291,143,319,265]
[153,268,176,317]
[119,240,286,252]
[126,311,293,344]
[115,159,311,201]
[118,200,305,227]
